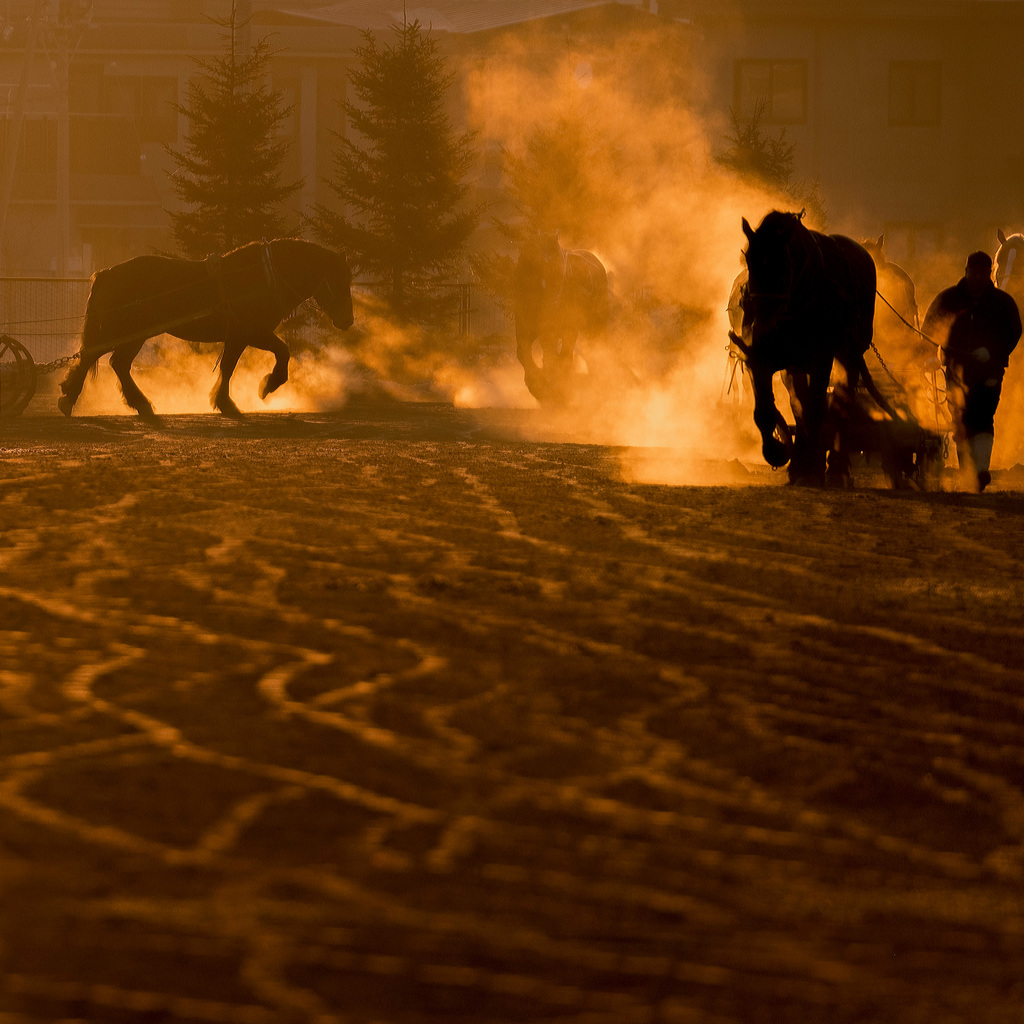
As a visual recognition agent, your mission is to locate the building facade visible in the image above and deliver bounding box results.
[675,0,1024,275]
[0,0,360,275]
[2,0,1022,281]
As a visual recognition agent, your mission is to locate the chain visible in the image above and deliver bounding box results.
[867,338,907,391]
[875,289,940,348]
[35,352,79,376]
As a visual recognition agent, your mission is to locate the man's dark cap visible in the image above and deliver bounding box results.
[966,251,993,272]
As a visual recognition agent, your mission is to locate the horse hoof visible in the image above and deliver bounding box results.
[259,373,284,401]
[762,437,790,469]
[217,402,245,420]
[57,394,74,417]
[788,473,826,488]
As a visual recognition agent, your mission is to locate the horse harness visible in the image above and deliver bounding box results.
[204,242,307,335]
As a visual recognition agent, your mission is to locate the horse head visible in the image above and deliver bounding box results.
[741,210,817,343]
[515,232,564,302]
[860,233,886,264]
[994,228,1024,298]
[314,248,354,330]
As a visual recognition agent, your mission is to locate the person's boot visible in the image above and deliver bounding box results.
[971,432,994,491]
[955,438,975,490]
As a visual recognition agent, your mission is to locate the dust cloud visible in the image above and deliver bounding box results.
[72,336,351,417]
[459,18,797,484]
[68,16,1024,477]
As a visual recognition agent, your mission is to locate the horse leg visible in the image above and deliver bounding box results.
[109,338,159,423]
[751,365,790,468]
[550,331,577,402]
[784,372,811,480]
[212,339,246,419]
[796,363,831,484]
[58,349,103,416]
[826,359,859,486]
[246,332,290,400]
[514,320,547,402]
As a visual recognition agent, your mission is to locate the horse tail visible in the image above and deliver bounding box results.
[858,353,900,420]
[80,268,108,353]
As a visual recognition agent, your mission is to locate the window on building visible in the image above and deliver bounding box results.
[70,64,104,114]
[102,75,179,144]
[316,77,345,188]
[273,76,302,184]
[889,62,941,127]
[19,117,56,173]
[138,77,179,144]
[734,59,807,124]
[71,116,141,175]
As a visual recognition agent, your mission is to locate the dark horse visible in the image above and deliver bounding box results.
[58,238,353,420]
[513,232,610,405]
[737,210,894,483]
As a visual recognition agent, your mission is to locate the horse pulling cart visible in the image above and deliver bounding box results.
[722,342,947,489]
[0,240,354,422]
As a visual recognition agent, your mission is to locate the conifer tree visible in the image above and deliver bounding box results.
[502,110,623,245]
[312,20,478,321]
[717,100,796,192]
[472,109,624,311]
[718,100,827,223]
[166,1,301,257]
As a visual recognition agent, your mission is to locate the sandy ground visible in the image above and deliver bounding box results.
[2,403,1024,1024]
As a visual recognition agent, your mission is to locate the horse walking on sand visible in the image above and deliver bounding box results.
[735,210,896,484]
[58,238,354,421]
[513,232,610,405]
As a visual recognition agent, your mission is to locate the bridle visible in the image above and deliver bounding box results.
[745,230,816,307]
[262,240,348,317]
[260,241,307,315]
[997,240,1021,291]
[315,269,349,314]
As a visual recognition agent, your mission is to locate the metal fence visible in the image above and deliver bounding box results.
[352,281,513,338]
[0,277,513,368]
[0,277,91,365]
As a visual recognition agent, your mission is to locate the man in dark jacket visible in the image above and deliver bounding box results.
[922,251,1022,490]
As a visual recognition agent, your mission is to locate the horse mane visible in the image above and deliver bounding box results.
[749,210,808,247]
[221,237,312,258]
[759,209,806,231]
[995,232,1024,256]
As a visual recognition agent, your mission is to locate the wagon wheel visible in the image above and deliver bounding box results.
[0,334,36,418]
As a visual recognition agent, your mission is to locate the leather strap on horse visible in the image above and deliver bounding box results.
[261,240,307,317]
[204,253,232,333]
[875,288,940,349]
[261,242,283,312]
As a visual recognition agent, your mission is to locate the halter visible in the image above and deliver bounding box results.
[315,271,346,314]
[745,240,816,304]
[743,216,819,306]
[260,241,305,314]
[998,243,1019,290]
